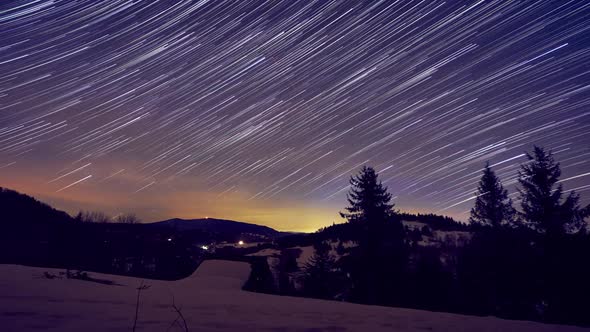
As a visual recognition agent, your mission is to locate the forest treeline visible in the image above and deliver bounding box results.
[272,146,590,326]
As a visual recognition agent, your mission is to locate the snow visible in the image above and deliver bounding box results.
[403,221,428,230]
[0,262,587,332]
[246,248,281,257]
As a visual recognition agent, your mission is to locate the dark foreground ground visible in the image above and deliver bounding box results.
[0,260,587,332]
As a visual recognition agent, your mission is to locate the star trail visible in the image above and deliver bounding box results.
[1,1,589,231]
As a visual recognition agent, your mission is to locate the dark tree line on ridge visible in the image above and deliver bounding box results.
[298,146,590,326]
[0,189,201,280]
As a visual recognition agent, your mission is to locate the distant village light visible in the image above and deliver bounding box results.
[238,240,244,245]
[201,245,209,250]
[167,238,172,242]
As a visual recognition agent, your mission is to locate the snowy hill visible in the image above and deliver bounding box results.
[0,261,586,331]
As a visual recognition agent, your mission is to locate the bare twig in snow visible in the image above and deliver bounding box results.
[171,294,189,332]
[132,280,151,332]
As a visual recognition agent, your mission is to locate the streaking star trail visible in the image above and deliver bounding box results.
[1,1,589,231]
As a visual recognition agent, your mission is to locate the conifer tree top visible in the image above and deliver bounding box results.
[517,146,586,234]
[340,166,396,225]
[469,162,514,227]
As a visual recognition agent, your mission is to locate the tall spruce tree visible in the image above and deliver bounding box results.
[469,162,515,227]
[301,241,338,299]
[340,166,403,251]
[518,146,586,235]
[340,166,405,304]
[340,166,396,227]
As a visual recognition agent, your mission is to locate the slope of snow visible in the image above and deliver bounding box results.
[245,248,281,257]
[0,261,587,332]
[403,221,428,230]
[291,245,315,268]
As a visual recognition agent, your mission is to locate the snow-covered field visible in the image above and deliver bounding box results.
[1,261,587,332]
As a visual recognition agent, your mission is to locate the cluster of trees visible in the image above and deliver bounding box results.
[73,211,141,224]
[299,166,408,304]
[469,146,588,232]
[462,146,590,324]
[299,146,590,326]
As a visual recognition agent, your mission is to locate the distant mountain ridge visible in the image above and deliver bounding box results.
[0,186,465,245]
[0,187,289,240]
[148,218,288,240]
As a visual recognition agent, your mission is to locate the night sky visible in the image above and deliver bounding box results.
[1,1,589,232]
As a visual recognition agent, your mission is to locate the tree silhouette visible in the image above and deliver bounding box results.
[114,213,141,224]
[76,210,111,223]
[340,166,405,304]
[469,162,515,227]
[340,166,404,249]
[301,241,338,299]
[518,146,586,235]
[340,166,396,226]
[243,257,275,294]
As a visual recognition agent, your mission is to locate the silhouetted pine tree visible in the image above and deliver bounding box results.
[518,146,586,235]
[340,166,406,305]
[516,147,590,324]
[469,162,515,227]
[301,241,338,299]
[340,166,396,227]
